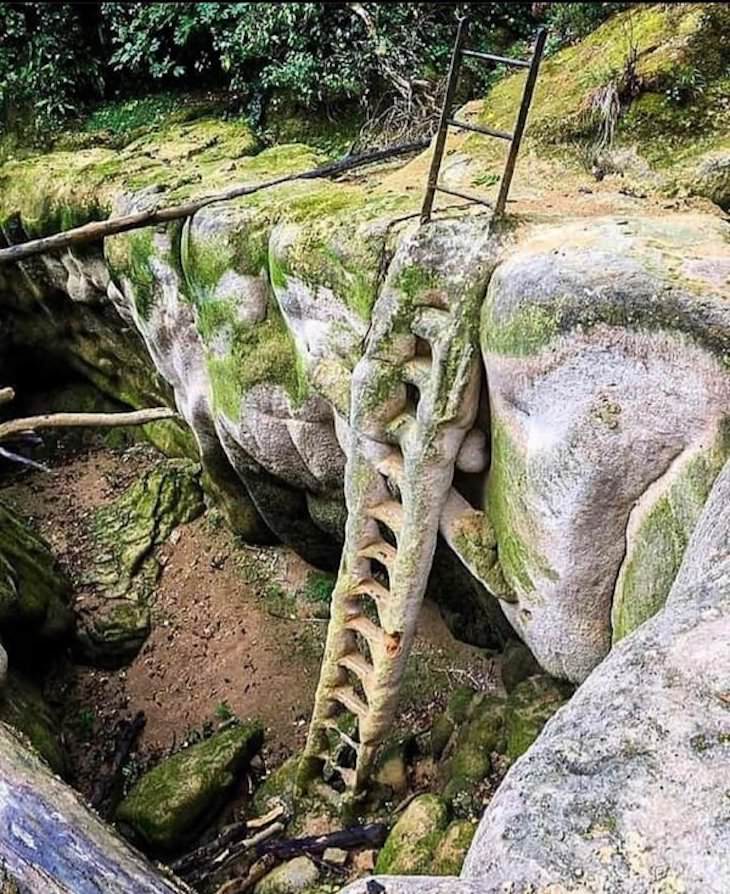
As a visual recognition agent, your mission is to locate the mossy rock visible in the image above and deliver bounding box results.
[504,675,573,761]
[441,696,507,809]
[116,720,263,850]
[0,501,73,643]
[254,856,320,894]
[431,819,477,876]
[500,639,541,694]
[253,754,299,815]
[0,672,66,776]
[76,458,204,665]
[374,794,449,875]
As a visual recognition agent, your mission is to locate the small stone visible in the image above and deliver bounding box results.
[353,850,376,873]
[323,847,348,866]
[254,856,319,894]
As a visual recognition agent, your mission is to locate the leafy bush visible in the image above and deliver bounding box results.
[0,3,102,136]
[1,2,636,142]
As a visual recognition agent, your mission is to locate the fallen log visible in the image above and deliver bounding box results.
[0,139,430,266]
[0,722,192,893]
[256,823,388,860]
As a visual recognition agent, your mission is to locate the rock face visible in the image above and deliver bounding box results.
[116,721,263,851]
[0,501,73,644]
[0,671,66,776]
[342,458,730,893]
[0,722,189,893]
[482,215,730,682]
[76,458,204,666]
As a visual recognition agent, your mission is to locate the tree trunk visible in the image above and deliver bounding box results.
[0,723,191,893]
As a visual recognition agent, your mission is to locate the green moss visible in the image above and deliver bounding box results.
[486,419,557,596]
[0,502,73,640]
[116,721,263,850]
[374,794,450,875]
[206,300,308,420]
[504,675,572,760]
[0,671,67,775]
[431,820,476,876]
[612,425,730,641]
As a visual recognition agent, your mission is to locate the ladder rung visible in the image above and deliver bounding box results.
[367,500,404,536]
[447,118,512,141]
[346,615,384,647]
[434,185,493,209]
[461,49,531,68]
[352,577,390,601]
[403,357,432,391]
[336,766,356,788]
[332,685,369,718]
[377,452,404,487]
[323,722,360,752]
[339,652,375,689]
[358,540,397,570]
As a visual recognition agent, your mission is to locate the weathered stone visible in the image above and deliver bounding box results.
[690,151,730,211]
[430,820,476,876]
[0,723,188,892]
[255,856,320,894]
[482,215,730,683]
[75,458,204,666]
[116,721,263,850]
[0,501,73,643]
[0,671,66,776]
[374,795,449,875]
[503,675,571,761]
[499,639,540,694]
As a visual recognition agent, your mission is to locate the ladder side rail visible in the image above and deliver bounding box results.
[494,27,548,217]
[420,16,470,225]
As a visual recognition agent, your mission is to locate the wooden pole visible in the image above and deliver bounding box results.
[0,406,177,442]
[0,140,429,266]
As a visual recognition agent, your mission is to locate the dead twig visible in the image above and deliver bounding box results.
[0,406,177,443]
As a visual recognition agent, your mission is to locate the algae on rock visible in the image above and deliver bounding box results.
[116,720,263,850]
[76,458,204,665]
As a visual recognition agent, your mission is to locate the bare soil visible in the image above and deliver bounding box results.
[0,438,498,802]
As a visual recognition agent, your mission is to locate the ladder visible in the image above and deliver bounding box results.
[421,20,547,224]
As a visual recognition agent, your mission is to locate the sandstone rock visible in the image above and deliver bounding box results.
[0,501,73,643]
[323,848,349,867]
[255,856,319,894]
[374,795,449,875]
[0,671,66,776]
[482,214,730,682]
[116,720,263,850]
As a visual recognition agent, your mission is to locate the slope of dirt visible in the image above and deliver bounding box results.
[0,438,498,802]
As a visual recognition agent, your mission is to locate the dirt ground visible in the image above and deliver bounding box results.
[0,438,498,800]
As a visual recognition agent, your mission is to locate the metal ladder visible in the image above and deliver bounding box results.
[421,20,547,224]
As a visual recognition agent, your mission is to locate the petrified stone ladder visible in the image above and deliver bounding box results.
[300,234,481,794]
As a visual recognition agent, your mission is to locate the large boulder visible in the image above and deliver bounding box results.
[342,457,730,893]
[116,720,263,851]
[481,214,730,682]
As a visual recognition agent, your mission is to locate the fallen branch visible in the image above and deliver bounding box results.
[0,406,177,442]
[171,804,286,879]
[90,711,146,816]
[213,855,277,894]
[0,139,430,265]
[255,823,388,860]
[189,822,286,885]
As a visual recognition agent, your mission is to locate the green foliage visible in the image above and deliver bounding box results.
[0,3,102,137]
[1,2,539,140]
[543,3,632,53]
